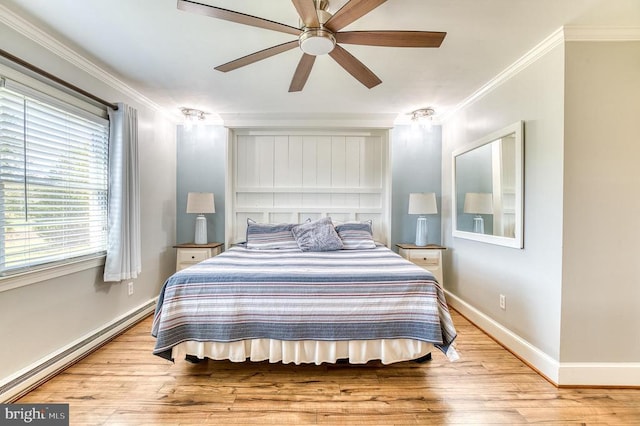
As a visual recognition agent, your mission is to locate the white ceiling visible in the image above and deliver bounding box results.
[2,0,639,124]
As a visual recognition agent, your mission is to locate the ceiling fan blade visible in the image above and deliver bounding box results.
[336,30,446,47]
[291,0,319,28]
[289,54,316,92]
[177,0,301,36]
[215,41,299,72]
[328,45,381,89]
[324,0,388,32]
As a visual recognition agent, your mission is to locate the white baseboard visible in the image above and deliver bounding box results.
[0,298,157,402]
[446,291,640,387]
[558,362,640,387]
[4,292,638,395]
[445,290,560,384]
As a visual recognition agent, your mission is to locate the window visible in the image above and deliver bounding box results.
[0,78,109,276]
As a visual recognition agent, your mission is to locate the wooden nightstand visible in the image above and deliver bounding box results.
[174,242,223,271]
[396,243,446,286]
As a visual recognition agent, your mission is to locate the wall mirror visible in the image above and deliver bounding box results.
[452,121,524,248]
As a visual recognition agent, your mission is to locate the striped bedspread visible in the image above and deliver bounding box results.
[152,245,457,361]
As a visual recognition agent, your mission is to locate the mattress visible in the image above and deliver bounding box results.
[152,245,457,364]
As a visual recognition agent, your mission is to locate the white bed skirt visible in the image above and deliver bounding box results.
[171,338,435,365]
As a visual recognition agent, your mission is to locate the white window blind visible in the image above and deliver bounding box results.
[0,78,109,276]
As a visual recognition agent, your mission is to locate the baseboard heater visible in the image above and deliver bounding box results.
[0,298,157,402]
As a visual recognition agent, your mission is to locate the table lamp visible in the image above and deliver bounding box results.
[186,192,215,244]
[408,192,438,246]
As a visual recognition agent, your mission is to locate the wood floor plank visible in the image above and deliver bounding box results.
[14,310,640,425]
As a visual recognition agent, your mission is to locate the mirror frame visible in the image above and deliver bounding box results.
[452,121,524,248]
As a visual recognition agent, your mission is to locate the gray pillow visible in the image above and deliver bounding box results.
[335,220,376,249]
[292,217,343,252]
[245,219,299,250]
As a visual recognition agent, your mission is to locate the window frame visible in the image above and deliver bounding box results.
[0,75,109,292]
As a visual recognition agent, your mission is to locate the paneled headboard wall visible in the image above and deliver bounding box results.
[225,128,391,247]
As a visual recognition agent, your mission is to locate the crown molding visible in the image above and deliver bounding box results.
[563,26,640,41]
[219,112,397,129]
[0,4,173,119]
[441,25,640,123]
[441,27,565,122]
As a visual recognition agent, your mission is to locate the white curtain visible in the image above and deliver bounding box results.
[103,103,141,282]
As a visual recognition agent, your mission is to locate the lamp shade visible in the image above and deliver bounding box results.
[463,192,493,214]
[186,192,215,214]
[408,192,438,215]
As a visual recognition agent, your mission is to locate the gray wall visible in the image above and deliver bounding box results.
[443,38,640,374]
[442,44,566,360]
[0,22,176,382]
[175,125,443,250]
[176,125,226,246]
[560,41,640,363]
[391,125,442,248]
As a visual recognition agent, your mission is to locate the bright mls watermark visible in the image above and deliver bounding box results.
[0,404,68,425]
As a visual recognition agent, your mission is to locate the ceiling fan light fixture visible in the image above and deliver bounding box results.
[299,28,336,56]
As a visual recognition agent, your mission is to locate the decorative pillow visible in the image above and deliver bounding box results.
[245,219,299,250]
[291,217,344,252]
[335,220,376,250]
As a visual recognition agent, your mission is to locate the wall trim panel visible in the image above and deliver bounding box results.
[227,129,391,247]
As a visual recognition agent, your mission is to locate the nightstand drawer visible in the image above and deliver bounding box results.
[177,248,211,263]
[406,250,441,267]
[173,243,223,272]
[396,244,446,286]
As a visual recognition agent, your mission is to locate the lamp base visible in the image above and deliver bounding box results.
[473,216,485,234]
[194,214,208,244]
[414,216,428,246]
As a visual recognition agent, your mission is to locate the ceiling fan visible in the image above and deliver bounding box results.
[177,0,446,92]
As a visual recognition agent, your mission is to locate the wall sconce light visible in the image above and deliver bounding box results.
[181,107,207,130]
[410,107,435,131]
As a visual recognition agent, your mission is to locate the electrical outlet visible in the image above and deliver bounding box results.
[499,294,506,310]
[127,282,134,296]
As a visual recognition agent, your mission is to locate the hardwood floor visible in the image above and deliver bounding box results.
[17,310,640,425]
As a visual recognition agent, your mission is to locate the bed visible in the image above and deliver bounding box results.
[152,218,458,365]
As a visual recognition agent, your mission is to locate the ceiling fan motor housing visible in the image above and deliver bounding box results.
[315,4,332,25]
[298,0,335,56]
[299,28,336,55]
